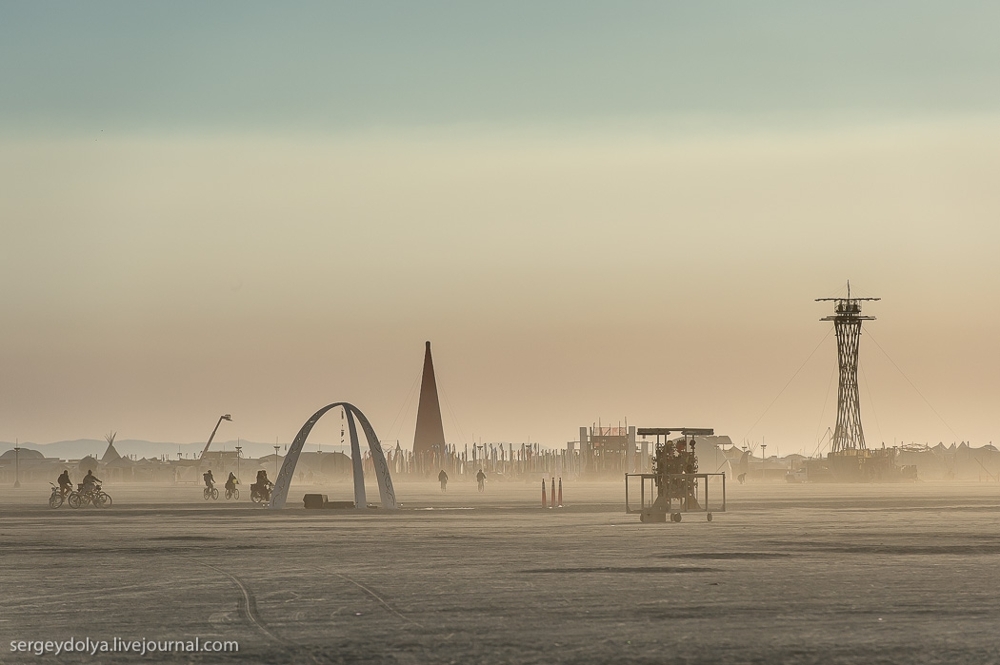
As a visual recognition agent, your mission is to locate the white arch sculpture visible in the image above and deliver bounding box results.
[269,402,398,510]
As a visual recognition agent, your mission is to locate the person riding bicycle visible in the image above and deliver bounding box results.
[476,468,486,492]
[81,469,101,494]
[438,469,449,492]
[57,470,72,496]
[225,471,238,492]
[203,469,215,490]
[252,470,273,501]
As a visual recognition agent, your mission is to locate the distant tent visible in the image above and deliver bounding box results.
[689,438,734,475]
[722,447,745,460]
[101,445,121,463]
[101,443,122,464]
[77,455,100,473]
[101,431,122,464]
[105,455,134,469]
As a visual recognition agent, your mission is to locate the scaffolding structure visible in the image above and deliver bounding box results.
[625,427,725,522]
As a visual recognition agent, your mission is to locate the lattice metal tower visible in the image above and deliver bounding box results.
[816,282,880,453]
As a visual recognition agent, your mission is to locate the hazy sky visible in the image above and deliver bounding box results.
[2,2,998,453]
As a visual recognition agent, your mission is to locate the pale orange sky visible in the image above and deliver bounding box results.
[2,121,998,453]
[2,4,999,453]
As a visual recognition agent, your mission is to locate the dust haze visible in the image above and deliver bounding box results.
[3,3,1000,664]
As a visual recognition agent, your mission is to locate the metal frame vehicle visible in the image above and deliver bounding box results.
[626,472,726,522]
[626,427,726,523]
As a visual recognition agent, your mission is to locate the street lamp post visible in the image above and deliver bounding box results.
[235,444,242,486]
[761,444,767,481]
[273,445,280,479]
[13,440,21,488]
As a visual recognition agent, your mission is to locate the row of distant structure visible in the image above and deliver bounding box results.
[2,286,993,485]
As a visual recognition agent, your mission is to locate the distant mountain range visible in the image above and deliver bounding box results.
[0,439,354,461]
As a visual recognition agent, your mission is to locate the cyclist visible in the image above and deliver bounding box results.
[203,469,215,491]
[225,471,238,493]
[476,468,486,493]
[82,469,102,494]
[57,469,72,497]
[252,470,273,501]
[438,469,449,492]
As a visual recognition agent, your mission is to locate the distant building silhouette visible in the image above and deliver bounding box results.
[412,341,446,457]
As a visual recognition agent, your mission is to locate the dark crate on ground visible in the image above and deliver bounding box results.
[303,494,328,509]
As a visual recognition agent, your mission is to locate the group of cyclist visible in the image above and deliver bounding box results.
[56,468,101,496]
[55,468,274,503]
[203,468,273,503]
[58,465,490,503]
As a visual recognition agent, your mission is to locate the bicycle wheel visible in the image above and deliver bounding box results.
[67,492,82,509]
[232,488,239,500]
[96,492,113,508]
[211,487,219,500]
[203,488,210,500]
[48,493,64,509]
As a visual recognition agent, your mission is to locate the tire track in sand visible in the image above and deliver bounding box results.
[200,563,287,645]
[200,562,327,664]
[332,572,424,629]
[201,562,420,660]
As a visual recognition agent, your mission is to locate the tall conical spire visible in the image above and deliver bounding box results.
[412,341,446,457]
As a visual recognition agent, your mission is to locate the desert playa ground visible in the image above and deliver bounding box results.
[2,480,999,664]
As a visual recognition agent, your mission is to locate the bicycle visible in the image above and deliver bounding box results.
[94,488,113,507]
[250,484,271,507]
[68,484,111,509]
[203,485,220,500]
[48,483,68,509]
[225,486,240,500]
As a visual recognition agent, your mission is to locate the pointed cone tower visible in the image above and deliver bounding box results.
[412,341,446,457]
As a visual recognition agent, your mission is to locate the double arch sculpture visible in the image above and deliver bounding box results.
[269,402,397,510]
